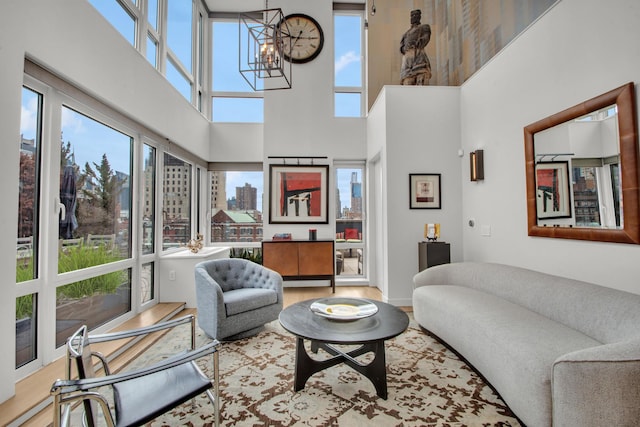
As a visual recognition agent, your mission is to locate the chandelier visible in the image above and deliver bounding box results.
[239,2,292,91]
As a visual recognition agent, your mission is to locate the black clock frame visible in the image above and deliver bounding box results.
[280,13,324,64]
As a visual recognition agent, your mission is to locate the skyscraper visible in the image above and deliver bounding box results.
[351,172,362,215]
[236,182,257,210]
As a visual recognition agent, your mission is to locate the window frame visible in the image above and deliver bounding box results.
[210,14,265,123]
[334,160,367,279]
[17,61,206,379]
[209,165,264,248]
[333,7,366,118]
[89,0,209,114]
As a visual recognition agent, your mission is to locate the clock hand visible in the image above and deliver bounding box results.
[292,30,303,46]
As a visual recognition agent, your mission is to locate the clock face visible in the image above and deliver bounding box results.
[280,14,324,64]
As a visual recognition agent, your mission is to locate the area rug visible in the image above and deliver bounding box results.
[132,317,522,427]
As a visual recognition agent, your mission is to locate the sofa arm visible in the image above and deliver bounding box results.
[552,339,640,427]
[413,263,453,288]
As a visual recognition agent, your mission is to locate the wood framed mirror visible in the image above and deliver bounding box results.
[524,82,640,244]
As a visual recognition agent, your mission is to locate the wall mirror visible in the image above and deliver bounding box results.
[524,82,640,244]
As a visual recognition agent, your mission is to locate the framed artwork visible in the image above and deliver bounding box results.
[409,173,441,209]
[269,164,329,224]
[535,161,571,219]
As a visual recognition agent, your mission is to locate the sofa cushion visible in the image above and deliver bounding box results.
[224,288,278,316]
[413,285,601,427]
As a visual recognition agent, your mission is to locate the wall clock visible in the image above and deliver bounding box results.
[280,13,324,64]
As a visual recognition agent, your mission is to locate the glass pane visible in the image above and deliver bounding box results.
[142,144,155,254]
[334,14,362,87]
[167,0,192,73]
[163,153,191,250]
[211,171,263,243]
[18,87,42,282]
[337,248,365,276]
[573,166,600,227]
[610,163,621,226]
[335,167,364,277]
[141,262,154,304]
[212,97,264,123]
[16,293,37,367]
[335,92,361,117]
[198,13,204,86]
[89,0,136,46]
[166,59,192,102]
[59,107,132,272]
[212,21,256,92]
[147,0,158,31]
[146,35,157,68]
[56,269,131,347]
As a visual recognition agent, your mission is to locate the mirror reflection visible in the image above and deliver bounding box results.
[534,104,621,228]
[524,82,639,244]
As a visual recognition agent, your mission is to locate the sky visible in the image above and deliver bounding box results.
[21,3,364,214]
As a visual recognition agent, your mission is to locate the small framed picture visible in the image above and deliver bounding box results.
[269,164,329,224]
[535,161,571,219]
[409,173,441,209]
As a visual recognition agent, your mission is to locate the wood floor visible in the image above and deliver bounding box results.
[283,284,382,306]
[1,286,406,426]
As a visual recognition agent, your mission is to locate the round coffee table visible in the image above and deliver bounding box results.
[279,298,409,399]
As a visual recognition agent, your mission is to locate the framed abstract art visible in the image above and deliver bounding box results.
[269,164,329,224]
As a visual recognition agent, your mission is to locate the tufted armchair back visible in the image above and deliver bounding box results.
[194,258,283,340]
[196,258,281,293]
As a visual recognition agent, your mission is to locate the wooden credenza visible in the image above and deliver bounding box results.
[262,240,335,292]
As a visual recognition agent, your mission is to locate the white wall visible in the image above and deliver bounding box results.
[369,86,462,305]
[460,0,640,293]
[262,0,367,240]
[210,0,367,241]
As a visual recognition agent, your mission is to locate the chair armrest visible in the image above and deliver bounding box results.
[52,340,219,394]
[87,314,196,344]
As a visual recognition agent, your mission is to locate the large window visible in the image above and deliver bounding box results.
[17,87,42,283]
[211,19,264,122]
[335,163,365,277]
[89,0,206,110]
[210,170,263,243]
[166,0,193,102]
[162,153,192,250]
[55,106,134,348]
[16,62,173,374]
[59,106,132,269]
[16,86,43,368]
[334,9,364,117]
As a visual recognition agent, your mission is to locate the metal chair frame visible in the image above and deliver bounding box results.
[51,315,219,427]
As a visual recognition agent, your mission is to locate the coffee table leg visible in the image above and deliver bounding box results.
[295,337,336,392]
[294,337,359,392]
[294,337,312,391]
[322,340,388,399]
[364,340,387,399]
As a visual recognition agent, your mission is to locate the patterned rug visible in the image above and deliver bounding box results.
[130,317,522,427]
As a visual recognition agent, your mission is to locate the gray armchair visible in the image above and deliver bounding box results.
[195,258,283,341]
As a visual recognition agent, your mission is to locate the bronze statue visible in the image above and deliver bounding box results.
[400,9,432,85]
